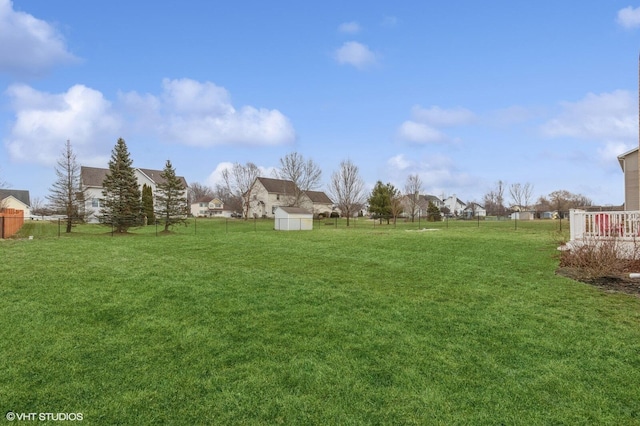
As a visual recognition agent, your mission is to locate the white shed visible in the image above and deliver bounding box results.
[274,207,313,231]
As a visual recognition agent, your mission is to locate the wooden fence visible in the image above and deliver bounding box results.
[0,208,24,238]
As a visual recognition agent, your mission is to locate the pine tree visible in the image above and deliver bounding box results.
[47,140,86,233]
[101,138,142,232]
[142,184,155,225]
[427,201,442,222]
[368,181,392,224]
[156,159,187,231]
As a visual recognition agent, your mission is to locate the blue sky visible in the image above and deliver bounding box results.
[1,0,640,206]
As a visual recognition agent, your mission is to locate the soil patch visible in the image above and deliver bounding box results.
[556,266,640,297]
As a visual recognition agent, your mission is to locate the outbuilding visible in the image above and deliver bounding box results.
[274,206,313,231]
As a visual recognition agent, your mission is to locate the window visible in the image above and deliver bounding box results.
[91,198,104,208]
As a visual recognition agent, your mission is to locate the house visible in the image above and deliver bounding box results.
[400,194,442,218]
[274,206,313,231]
[510,211,535,220]
[81,166,188,222]
[247,177,333,218]
[618,147,639,211]
[190,196,233,217]
[300,190,334,218]
[443,195,466,217]
[0,189,31,218]
[462,202,486,218]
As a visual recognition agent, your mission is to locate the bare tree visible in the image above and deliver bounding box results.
[389,184,404,225]
[188,182,214,204]
[276,152,322,206]
[30,197,51,218]
[222,162,260,220]
[47,140,87,232]
[214,183,241,213]
[509,182,534,210]
[403,174,423,222]
[484,180,507,216]
[329,159,366,226]
[547,190,592,218]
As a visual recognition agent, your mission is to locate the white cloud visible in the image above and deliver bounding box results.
[338,21,361,34]
[540,90,637,166]
[205,162,276,188]
[334,41,378,69]
[397,105,475,144]
[411,105,476,127]
[4,83,121,165]
[397,121,448,143]
[384,152,473,196]
[617,6,640,29]
[121,78,296,147]
[387,154,412,171]
[0,0,78,75]
[541,90,636,142]
[205,162,234,187]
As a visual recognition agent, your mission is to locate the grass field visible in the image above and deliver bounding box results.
[1,219,639,424]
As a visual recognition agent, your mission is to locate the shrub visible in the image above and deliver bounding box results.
[559,238,637,280]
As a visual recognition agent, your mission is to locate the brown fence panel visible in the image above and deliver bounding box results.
[0,208,24,238]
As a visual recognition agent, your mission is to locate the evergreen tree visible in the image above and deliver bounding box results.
[142,184,155,225]
[368,181,392,224]
[156,159,187,231]
[47,140,86,232]
[101,138,142,232]
[427,201,442,222]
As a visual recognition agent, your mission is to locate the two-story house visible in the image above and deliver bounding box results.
[246,177,333,218]
[190,196,233,217]
[81,166,188,222]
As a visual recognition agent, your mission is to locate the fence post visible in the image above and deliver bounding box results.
[155,219,158,237]
[477,215,480,228]
[58,218,61,237]
[194,217,197,235]
[0,216,4,239]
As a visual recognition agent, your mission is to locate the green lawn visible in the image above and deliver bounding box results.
[1,219,639,424]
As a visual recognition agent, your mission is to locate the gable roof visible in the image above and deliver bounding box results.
[304,190,333,204]
[277,206,312,215]
[464,202,485,210]
[80,166,110,187]
[0,189,31,207]
[618,146,638,170]
[138,168,188,188]
[81,166,187,188]
[192,196,215,204]
[256,177,298,194]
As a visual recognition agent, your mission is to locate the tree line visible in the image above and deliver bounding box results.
[45,138,187,233]
[42,139,595,232]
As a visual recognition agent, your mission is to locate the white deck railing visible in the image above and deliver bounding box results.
[569,209,640,241]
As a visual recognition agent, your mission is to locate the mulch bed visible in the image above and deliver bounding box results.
[556,266,640,297]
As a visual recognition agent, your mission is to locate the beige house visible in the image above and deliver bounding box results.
[300,190,334,217]
[247,177,333,218]
[0,189,30,217]
[81,166,188,222]
[190,196,233,217]
[618,147,639,211]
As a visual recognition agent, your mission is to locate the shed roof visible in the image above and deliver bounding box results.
[277,206,312,215]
